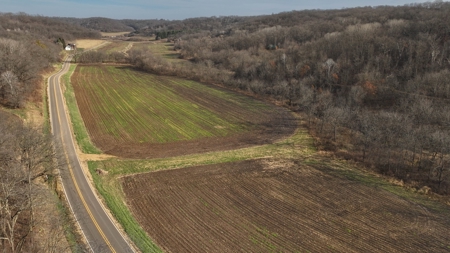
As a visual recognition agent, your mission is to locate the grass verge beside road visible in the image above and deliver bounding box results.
[62,42,450,252]
[61,64,101,154]
[88,161,162,253]
[87,126,314,253]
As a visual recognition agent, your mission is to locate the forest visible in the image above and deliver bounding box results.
[0,13,99,252]
[125,1,450,194]
[0,13,100,108]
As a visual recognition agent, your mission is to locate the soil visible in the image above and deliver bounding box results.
[122,158,450,253]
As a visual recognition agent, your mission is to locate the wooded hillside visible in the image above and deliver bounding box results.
[127,2,450,195]
[56,17,135,33]
[0,13,98,252]
[0,13,100,108]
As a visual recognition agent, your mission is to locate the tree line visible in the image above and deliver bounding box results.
[0,13,99,252]
[0,13,100,108]
[125,2,450,194]
[0,111,70,252]
[55,17,134,33]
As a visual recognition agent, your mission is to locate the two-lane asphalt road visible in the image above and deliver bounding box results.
[48,57,135,253]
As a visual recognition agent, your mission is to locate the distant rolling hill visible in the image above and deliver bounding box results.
[55,17,135,32]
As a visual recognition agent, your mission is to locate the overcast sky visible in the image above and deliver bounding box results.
[0,0,433,20]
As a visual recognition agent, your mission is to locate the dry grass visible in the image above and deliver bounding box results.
[75,39,105,49]
[34,183,72,253]
[101,32,131,37]
[79,153,117,162]
[25,102,45,126]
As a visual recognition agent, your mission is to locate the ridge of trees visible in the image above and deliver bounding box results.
[0,13,101,41]
[0,13,100,108]
[55,17,135,33]
[0,111,71,252]
[125,1,450,195]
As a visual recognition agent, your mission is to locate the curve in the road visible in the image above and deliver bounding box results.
[48,56,135,253]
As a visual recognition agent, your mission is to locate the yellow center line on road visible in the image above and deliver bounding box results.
[52,69,116,253]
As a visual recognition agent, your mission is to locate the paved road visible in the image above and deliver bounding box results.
[48,57,135,253]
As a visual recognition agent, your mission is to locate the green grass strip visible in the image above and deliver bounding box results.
[86,126,314,252]
[88,161,163,253]
[62,64,101,154]
[88,122,450,252]
[98,126,314,177]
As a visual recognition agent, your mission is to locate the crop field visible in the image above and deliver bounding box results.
[101,31,131,37]
[132,41,180,60]
[71,65,296,158]
[121,158,450,253]
[95,41,129,53]
[71,47,449,253]
[75,39,105,49]
[89,125,450,252]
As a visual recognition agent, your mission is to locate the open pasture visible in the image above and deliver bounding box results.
[71,65,296,158]
[122,158,450,253]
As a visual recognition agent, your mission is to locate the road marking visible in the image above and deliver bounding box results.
[48,74,94,252]
[49,73,94,252]
[53,66,116,253]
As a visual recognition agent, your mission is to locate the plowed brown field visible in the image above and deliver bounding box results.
[122,159,450,253]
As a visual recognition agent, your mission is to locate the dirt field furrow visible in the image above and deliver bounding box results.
[122,159,450,252]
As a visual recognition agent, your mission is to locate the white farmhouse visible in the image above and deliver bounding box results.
[65,43,76,50]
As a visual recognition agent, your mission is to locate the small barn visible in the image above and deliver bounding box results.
[65,43,76,50]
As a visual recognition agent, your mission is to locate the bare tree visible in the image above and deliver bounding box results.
[0,116,56,252]
[0,71,20,107]
[0,39,36,108]
[296,79,316,125]
[429,130,450,193]
[324,106,346,141]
